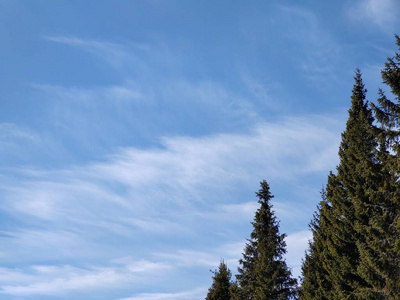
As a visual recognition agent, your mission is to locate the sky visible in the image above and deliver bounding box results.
[1,0,400,299]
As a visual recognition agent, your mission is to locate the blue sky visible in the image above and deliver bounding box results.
[1,0,400,299]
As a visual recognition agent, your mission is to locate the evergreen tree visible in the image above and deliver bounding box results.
[206,260,233,300]
[366,34,400,299]
[236,180,297,300]
[301,70,378,299]
[329,69,378,299]
[229,281,243,300]
[300,199,333,300]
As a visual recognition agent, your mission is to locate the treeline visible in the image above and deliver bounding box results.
[206,35,400,300]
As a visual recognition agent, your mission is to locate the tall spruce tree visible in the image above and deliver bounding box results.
[367,34,400,298]
[301,70,378,299]
[236,180,297,300]
[206,260,233,300]
[321,70,376,299]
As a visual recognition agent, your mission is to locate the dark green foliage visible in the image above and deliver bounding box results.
[301,36,400,299]
[366,34,400,299]
[236,180,297,299]
[300,199,332,300]
[237,236,257,298]
[229,281,242,300]
[301,70,378,299]
[329,70,377,298]
[381,35,400,100]
[207,260,233,300]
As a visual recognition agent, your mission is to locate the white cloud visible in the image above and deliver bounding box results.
[277,5,342,82]
[44,36,148,68]
[1,113,342,240]
[124,259,171,273]
[347,0,400,32]
[286,230,312,278]
[0,259,171,297]
[31,83,144,103]
[1,268,124,296]
[120,287,207,300]
[241,74,284,112]
[121,217,186,234]
[41,36,262,127]
[28,78,261,157]
[0,267,37,285]
[155,249,221,268]
[0,123,37,142]
[219,202,259,221]
[85,114,340,188]
[0,124,39,157]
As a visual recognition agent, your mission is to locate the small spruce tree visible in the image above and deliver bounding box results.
[206,260,233,300]
[236,180,297,299]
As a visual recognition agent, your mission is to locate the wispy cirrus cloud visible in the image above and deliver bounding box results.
[241,74,285,112]
[0,123,41,167]
[120,287,207,300]
[0,123,39,157]
[277,5,342,84]
[1,114,342,296]
[3,114,342,232]
[0,259,171,297]
[44,36,148,68]
[0,228,309,298]
[41,35,264,123]
[347,0,400,33]
[27,78,262,161]
[0,123,38,142]
[31,83,143,103]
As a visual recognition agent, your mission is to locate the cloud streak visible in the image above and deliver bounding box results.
[3,114,343,234]
[347,0,400,32]
[0,259,171,297]
[44,36,148,68]
[277,5,342,84]
[120,287,206,300]
[0,123,38,142]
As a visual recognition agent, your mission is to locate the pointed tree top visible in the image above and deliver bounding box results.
[256,180,274,204]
